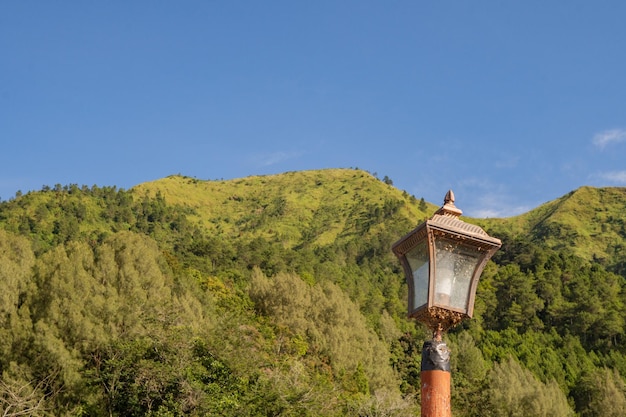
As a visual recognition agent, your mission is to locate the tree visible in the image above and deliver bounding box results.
[573,368,626,417]
[249,269,405,408]
[0,230,35,328]
[490,264,544,332]
[447,332,491,417]
[418,198,427,212]
[0,377,46,417]
[487,357,574,417]
[0,230,36,378]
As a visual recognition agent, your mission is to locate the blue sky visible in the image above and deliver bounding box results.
[2,2,625,217]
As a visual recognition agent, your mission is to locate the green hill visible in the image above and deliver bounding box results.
[1,168,626,416]
[480,186,626,274]
[137,171,626,274]
[133,169,435,246]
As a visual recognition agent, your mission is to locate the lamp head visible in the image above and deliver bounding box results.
[392,190,501,334]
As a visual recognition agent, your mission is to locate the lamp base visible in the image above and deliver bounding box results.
[411,306,466,335]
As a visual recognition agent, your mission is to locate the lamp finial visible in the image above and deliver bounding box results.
[444,190,455,205]
[435,189,463,217]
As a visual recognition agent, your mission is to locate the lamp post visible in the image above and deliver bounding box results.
[392,191,501,417]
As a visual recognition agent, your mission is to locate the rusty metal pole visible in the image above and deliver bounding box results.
[420,330,451,417]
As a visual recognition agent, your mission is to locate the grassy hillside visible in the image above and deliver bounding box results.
[480,186,626,274]
[137,170,626,275]
[133,169,435,245]
[529,187,626,263]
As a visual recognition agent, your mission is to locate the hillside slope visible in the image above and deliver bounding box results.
[133,168,436,247]
[136,170,626,275]
[1,169,626,416]
[481,186,626,274]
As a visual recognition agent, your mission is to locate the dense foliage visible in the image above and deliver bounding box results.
[1,169,625,416]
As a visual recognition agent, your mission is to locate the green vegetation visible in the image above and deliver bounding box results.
[0,168,625,416]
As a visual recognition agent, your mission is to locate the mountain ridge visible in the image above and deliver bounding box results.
[133,169,626,271]
[133,168,434,248]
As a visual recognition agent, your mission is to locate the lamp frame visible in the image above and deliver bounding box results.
[392,191,501,333]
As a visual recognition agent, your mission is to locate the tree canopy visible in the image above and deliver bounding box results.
[0,170,625,416]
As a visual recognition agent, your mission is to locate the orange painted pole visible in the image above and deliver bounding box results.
[421,370,451,417]
[421,339,451,417]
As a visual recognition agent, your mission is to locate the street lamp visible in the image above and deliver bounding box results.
[392,190,501,417]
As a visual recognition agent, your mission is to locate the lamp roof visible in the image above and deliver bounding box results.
[392,190,501,256]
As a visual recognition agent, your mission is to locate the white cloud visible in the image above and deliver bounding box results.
[494,156,520,169]
[438,179,532,218]
[469,206,529,218]
[251,151,304,167]
[594,170,626,185]
[466,193,532,218]
[592,129,626,149]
